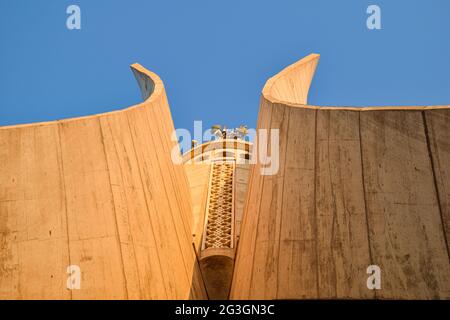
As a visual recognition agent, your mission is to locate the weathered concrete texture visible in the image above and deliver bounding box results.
[1,54,449,300]
[231,54,450,300]
[0,65,207,300]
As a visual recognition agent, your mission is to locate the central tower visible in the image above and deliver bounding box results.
[183,126,252,299]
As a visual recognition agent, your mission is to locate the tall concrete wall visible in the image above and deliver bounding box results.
[0,65,207,299]
[231,54,450,299]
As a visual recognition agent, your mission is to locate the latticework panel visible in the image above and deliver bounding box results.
[203,161,235,249]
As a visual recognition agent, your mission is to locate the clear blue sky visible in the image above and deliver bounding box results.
[1,0,449,133]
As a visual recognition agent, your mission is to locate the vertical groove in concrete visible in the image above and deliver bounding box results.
[125,112,169,299]
[358,112,376,299]
[98,117,129,299]
[422,111,450,261]
[57,123,73,300]
[313,109,320,298]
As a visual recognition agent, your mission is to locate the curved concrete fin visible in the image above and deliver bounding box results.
[0,65,206,300]
[131,63,157,101]
[262,53,320,105]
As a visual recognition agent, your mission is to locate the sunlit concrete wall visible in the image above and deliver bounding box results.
[0,65,206,300]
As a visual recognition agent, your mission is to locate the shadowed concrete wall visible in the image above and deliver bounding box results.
[231,54,450,299]
[0,65,207,300]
